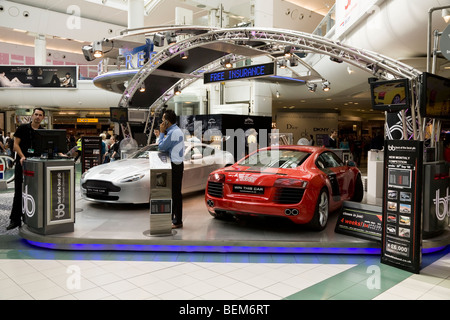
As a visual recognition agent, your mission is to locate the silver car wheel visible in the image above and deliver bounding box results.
[318,190,329,227]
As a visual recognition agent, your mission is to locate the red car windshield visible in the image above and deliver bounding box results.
[238,149,311,169]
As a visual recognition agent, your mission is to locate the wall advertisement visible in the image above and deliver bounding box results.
[381,140,423,273]
[0,65,77,88]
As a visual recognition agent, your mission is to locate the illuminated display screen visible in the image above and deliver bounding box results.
[203,63,275,84]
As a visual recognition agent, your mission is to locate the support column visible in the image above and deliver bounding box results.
[128,0,145,29]
[34,34,47,65]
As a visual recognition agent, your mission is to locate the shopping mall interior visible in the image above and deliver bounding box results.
[0,0,449,306]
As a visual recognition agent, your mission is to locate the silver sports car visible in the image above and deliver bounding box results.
[80,143,235,204]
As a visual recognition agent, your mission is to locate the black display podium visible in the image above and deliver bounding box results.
[23,158,75,235]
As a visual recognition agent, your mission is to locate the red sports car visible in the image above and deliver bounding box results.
[205,146,364,231]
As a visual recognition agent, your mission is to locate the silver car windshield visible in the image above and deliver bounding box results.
[129,145,159,159]
[238,149,311,169]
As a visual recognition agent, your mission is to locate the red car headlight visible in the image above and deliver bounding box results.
[208,173,225,183]
[274,178,308,188]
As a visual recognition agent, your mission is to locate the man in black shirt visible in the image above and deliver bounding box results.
[6,108,45,230]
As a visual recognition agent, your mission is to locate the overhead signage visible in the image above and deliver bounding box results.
[335,202,383,242]
[203,63,275,84]
[0,65,77,88]
[77,118,98,123]
[381,140,423,274]
[122,39,156,70]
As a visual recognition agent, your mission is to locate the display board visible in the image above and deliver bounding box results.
[381,140,423,274]
[81,136,102,173]
[0,65,77,88]
[370,78,410,112]
[46,166,75,226]
[420,72,450,119]
[203,63,275,84]
[335,202,383,242]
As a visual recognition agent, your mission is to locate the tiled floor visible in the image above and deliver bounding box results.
[0,239,449,301]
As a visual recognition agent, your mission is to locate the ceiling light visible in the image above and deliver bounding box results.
[180,51,189,60]
[174,85,181,95]
[92,41,103,58]
[165,31,177,45]
[279,59,287,69]
[139,84,145,92]
[307,82,317,92]
[276,91,280,98]
[322,80,331,92]
[221,58,232,68]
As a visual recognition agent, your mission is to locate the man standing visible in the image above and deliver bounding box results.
[326,129,338,148]
[158,110,185,229]
[6,108,45,230]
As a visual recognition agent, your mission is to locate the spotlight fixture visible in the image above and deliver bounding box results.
[443,8,450,23]
[165,31,177,45]
[139,84,146,92]
[289,56,298,67]
[284,45,294,57]
[92,41,103,58]
[276,91,280,98]
[322,80,331,92]
[279,59,287,69]
[221,58,232,68]
[174,85,181,95]
[180,51,189,60]
[82,45,95,61]
[153,33,165,47]
[307,82,317,93]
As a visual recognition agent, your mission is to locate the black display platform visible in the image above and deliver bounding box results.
[19,191,450,254]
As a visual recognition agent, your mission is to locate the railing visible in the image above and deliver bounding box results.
[312,4,336,38]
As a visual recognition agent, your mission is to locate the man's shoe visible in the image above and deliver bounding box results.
[172,223,183,229]
[6,221,21,230]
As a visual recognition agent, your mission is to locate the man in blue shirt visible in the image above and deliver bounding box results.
[158,110,185,229]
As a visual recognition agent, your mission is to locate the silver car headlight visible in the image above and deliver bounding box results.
[119,174,145,183]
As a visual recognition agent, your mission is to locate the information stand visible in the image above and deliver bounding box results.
[23,158,75,235]
[148,152,172,236]
[81,136,102,173]
[381,140,423,274]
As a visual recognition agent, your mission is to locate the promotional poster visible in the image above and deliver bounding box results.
[0,65,77,88]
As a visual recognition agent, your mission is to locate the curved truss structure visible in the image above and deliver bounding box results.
[114,26,424,141]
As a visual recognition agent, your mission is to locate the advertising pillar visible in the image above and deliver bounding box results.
[23,158,75,235]
[381,140,423,273]
[148,152,172,236]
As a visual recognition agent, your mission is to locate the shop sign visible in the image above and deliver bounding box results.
[381,140,423,274]
[122,40,156,70]
[77,118,98,123]
[203,63,275,84]
[47,166,74,225]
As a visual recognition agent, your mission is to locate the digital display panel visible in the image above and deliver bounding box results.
[110,107,128,123]
[420,72,450,119]
[203,63,275,84]
[370,78,410,112]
